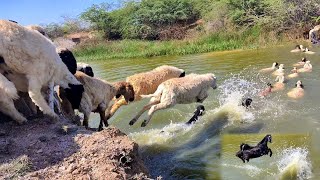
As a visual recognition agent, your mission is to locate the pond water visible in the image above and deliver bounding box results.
[83,44,320,179]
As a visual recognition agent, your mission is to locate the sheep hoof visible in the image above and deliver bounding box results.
[141,120,147,127]
[16,119,27,125]
[129,119,136,126]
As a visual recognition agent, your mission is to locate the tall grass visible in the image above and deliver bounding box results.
[74,28,284,61]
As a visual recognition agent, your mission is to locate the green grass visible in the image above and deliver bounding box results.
[74,28,284,61]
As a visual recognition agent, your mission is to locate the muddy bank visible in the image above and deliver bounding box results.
[0,116,149,179]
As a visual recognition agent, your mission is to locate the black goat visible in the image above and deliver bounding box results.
[236,134,273,163]
[186,105,205,125]
[58,49,77,75]
[241,98,252,108]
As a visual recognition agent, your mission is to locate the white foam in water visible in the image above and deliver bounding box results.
[277,147,312,180]
[216,71,288,124]
[222,163,273,177]
[129,122,194,146]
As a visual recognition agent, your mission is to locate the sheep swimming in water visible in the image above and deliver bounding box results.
[287,67,298,79]
[259,83,273,97]
[272,64,285,76]
[290,45,304,52]
[293,57,307,67]
[185,105,205,125]
[287,80,304,99]
[259,62,279,73]
[272,74,285,92]
[241,98,252,108]
[298,61,312,73]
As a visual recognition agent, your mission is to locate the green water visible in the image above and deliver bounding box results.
[82,44,320,179]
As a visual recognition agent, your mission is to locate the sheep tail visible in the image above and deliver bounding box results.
[0,73,18,99]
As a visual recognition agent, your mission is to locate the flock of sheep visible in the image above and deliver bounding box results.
[258,45,315,99]
[0,20,217,129]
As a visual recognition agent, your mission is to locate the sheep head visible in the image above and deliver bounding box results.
[208,73,217,89]
[114,82,135,103]
[58,49,77,75]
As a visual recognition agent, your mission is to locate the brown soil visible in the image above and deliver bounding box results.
[0,116,149,179]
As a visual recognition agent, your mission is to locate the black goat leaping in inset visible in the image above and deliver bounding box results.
[235,134,273,163]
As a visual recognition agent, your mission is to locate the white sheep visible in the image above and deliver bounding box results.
[61,71,135,130]
[109,65,185,118]
[129,73,217,127]
[25,25,49,38]
[0,73,27,124]
[0,20,83,121]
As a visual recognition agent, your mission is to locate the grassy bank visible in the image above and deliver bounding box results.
[74,29,284,61]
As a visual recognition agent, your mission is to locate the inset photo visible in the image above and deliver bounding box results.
[221,134,313,180]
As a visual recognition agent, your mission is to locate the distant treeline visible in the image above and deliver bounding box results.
[44,0,320,40]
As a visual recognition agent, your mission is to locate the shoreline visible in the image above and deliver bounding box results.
[74,31,302,61]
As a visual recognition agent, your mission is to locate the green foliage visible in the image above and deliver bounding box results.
[43,23,65,39]
[74,27,283,60]
[80,0,200,40]
[80,3,113,38]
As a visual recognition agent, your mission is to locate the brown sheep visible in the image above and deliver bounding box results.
[108,65,185,119]
[60,71,135,130]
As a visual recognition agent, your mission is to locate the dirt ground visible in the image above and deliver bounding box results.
[0,115,150,179]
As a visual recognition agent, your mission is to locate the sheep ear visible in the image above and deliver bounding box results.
[116,94,121,98]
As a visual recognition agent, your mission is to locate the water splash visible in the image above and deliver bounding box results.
[222,163,274,177]
[277,147,312,180]
[216,70,288,124]
[129,122,194,147]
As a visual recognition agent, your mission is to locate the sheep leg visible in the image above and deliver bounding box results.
[27,78,58,120]
[98,110,107,131]
[141,102,172,127]
[47,81,54,111]
[98,104,108,131]
[83,113,90,128]
[268,148,273,157]
[109,98,128,119]
[0,101,27,124]
[21,93,38,115]
[129,99,160,126]
[197,90,208,103]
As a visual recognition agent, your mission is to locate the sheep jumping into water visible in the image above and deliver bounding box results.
[129,73,217,127]
[0,20,83,121]
[108,65,185,119]
[236,134,273,163]
[61,71,135,130]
